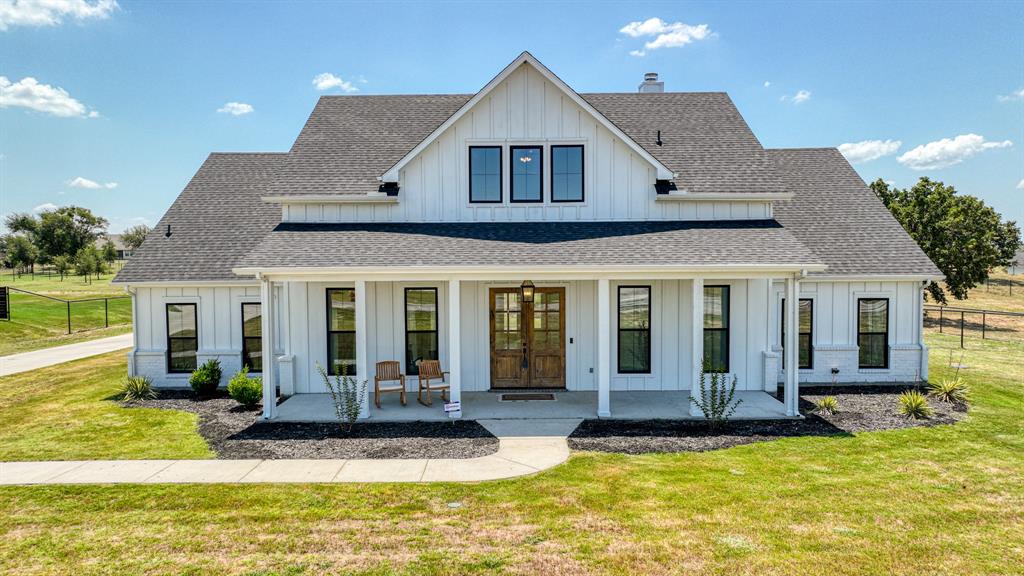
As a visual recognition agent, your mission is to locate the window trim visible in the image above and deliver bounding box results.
[703,285,731,373]
[404,287,439,376]
[241,302,262,374]
[617,285,651,374]
[165,302,198,374]
[326,287,357,376]
[857,297,890,369]
[781,298,814,370]
[468,146,503,204]
[550,144,584,203]
[509,145,544,204]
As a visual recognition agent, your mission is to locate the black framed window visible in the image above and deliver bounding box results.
[858,298,889,369]
[617,286,651,374]
[241,302,262,372]
[703,286,730,373]
[327,288,356,375]
[469,146,502,203]
[781,298,813,369]
[551,145,583,202]
[166,303,197,373]
[405,287,438,375]
[510,146,542,202]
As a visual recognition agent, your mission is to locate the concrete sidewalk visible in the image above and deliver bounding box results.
[0,333,133,377]
[0,419,580,485]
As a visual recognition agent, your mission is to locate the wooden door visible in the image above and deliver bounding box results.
[529,288,566,388]
[490,288,527,388]
[489,287,565,389]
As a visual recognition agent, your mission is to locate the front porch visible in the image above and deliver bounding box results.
[274,390,792,422]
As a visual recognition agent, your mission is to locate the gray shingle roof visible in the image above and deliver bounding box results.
[769,148,941,277]
[114,153,285,283]
[269,92,783,197]
[235,220,822,270]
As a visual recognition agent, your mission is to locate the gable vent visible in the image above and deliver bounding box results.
[639,72,664,93]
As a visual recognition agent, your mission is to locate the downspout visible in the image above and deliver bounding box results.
[125,284,139,376]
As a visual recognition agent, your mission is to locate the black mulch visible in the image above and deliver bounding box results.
[568,384,967,454]
[124,391,498,460]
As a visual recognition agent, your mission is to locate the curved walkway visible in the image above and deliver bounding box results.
[0,333,133,377]
[0,419,580,485]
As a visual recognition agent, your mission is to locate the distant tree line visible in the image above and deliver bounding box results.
[1,205,151,282]
[871,177,1022,304]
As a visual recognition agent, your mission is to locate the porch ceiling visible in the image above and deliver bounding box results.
[235,220,825,275]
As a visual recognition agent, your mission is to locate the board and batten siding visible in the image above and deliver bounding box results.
[280,63,772,224]
[129,285,277,388]
[769,280,926,383]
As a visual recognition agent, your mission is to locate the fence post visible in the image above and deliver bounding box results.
[960,311,965,349]
[105,298,109,328]
[67,300,71,334]
[939,308,943,333]
[982,312,986,340]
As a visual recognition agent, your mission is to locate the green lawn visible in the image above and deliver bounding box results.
[1,269,131,356]
[0,333,1022,575]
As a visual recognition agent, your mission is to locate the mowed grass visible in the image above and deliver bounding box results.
[962,269,1024,313]
[0,269,131,356]
[0,352,210,461]
[0,334,1022,575]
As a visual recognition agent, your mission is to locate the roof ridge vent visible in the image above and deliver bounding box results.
[639,72,664,93]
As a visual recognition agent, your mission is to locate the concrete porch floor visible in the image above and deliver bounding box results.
[273,390,792,422]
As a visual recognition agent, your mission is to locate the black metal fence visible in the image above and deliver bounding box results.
[923,304,1024,347]
[0,286,131,334]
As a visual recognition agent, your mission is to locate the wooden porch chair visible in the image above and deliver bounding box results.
[416,359,450,407]
[374,361,406,409]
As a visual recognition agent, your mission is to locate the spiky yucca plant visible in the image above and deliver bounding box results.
[927,377,969,404]
[119,375,157,401]
[898,390,933,420]
[815,396,839,416]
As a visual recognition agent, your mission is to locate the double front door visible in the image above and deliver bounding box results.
[489,287,565,389]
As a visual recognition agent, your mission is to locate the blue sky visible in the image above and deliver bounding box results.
[2,1,1022,232]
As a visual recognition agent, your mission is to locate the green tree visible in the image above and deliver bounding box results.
[35,206,108,262]
[74,245,101,283]
[120,224,151,253]
[101,240,118,266]
[52,254,72,281]
[871,177,1022,303]
[7,235,39,276]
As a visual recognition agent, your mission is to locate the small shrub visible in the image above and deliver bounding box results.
[927,377,969,404]
[898,390,933,420]
[189,358,222,398]
[690,361,742,429]
[228,366,262,409]
[119,375,156,401]
[316,362,367,433]
[815,395,839,416]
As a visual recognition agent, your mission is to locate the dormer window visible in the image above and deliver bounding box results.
[469,146,502,203]
[551,145,584,202]
[510,146,542,202]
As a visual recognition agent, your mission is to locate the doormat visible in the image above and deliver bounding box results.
[499,393,556,402]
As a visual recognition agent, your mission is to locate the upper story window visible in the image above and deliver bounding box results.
[469,146,502,203]
[551,145,584,202]
[510,146,543,203]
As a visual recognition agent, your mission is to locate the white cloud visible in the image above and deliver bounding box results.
[837,139,902,164]
[997,88,1024,102]
[67,176,117,189]
[781,89,811,104]
[763,81,771,88]
[312,72,358,92]
[216,101,253,116]
[897,134,1013,170]
[619,17,712,55]
[1016,179,1024,190]
[0,0,117,31]
[32,202,57,213]
[0,76,97,117]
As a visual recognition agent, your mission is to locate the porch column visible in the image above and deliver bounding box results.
[355,279,369,419]
[260,276,277,420]
[690,277,704,403]
[597,278,611,417]
[784,275,800,416]
[448,278,462,417]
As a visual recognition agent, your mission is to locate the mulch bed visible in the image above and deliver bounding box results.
[568,385,967,454]
[124,391,499,460]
